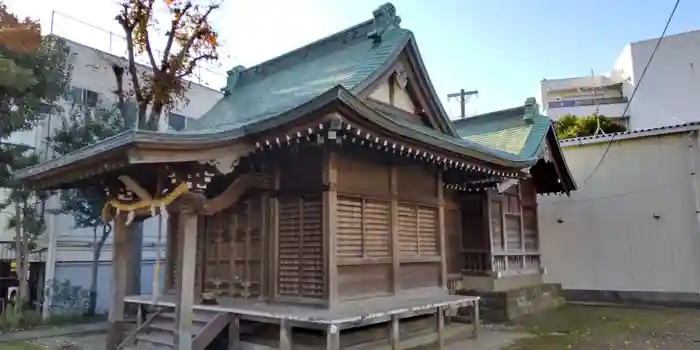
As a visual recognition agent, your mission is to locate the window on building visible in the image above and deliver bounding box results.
[168,113,187,131]
[124,102,138,129]
[68,87,99,108]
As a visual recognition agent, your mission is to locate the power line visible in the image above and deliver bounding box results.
[580,0,681,185]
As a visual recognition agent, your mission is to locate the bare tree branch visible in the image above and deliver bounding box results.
[111,64,127,119]
[176,54,216,79]
[141,0,159,72]
[161,2,193,70]
[173,4,218,69]
[116,4,144,109]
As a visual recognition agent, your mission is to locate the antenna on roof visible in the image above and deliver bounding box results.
[447,89,479,119]
[591,69,605,137]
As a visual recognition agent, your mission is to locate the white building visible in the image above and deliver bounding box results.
[540,29,700,131]
[0,29,223,312]
[539,123,700,305]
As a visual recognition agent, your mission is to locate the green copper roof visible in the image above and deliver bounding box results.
[16,4,566,186]
[186,10,409,133]
[452,99,552,161]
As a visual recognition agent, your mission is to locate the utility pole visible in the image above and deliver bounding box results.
[447,89,479,119]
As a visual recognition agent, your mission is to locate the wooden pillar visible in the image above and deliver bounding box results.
[436,306,445,349]
[106,214,128,350]
[437,171,447,288]
[175,208,200,350]
[228,315,240,350]
[471,300,480,339]
[164,215,174,292]
[390,315,400,350]
[279,319,292,350]
[326,324,340,350]
[390,164,400,293]
[270,165,280,301]
[323,150,338,307]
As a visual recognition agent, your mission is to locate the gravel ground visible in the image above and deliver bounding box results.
[505,304,700,350]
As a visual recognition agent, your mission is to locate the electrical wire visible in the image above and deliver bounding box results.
[580,0,681,185]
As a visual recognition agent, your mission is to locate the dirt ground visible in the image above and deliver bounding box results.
[504,304,700,350]
[11,304,700,350]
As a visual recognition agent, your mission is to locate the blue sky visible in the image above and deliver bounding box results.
[7,0,699,117]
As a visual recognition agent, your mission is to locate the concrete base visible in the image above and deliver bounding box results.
[462,273,544,292]
[457,275,564,322]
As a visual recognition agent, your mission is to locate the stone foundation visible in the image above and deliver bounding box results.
[458,281,565,322]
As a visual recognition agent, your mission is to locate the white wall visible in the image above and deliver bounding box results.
[65,39,222,122]
[51,260,165,313]
[541,30,700,131]
[625,31,700,130]
[539,132,700,295]
[0,37,223,254]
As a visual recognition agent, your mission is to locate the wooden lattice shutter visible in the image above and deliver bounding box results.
[363,199,391,257]
[489,199,503,251]
[520,181,539,251]
[398,204,418,257]
[503,189,522,251]
[300,198,323,298]
[397,203,438,257]
[337,198,363,258]
[416,206,438,256]
[278,196,324,299]
[337,197,390,259]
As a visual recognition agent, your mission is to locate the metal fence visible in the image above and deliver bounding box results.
[548,97,629,109]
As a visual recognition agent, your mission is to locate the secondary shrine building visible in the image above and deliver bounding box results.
[16,3,575,350]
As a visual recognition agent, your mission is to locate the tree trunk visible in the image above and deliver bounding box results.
[126,222,142,296]
[13,200,23,311]
[87,224,110,316]
[87,225,99,316]
[20,201,30,310]
[14,200,29,310]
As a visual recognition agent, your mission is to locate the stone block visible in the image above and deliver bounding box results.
[457,282,564,322]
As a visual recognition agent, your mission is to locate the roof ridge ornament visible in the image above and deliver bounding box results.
[367,3,401,43]
[523,97,539,124]
[221,65,247,96]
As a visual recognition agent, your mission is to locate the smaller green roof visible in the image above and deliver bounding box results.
[452,98,552,161]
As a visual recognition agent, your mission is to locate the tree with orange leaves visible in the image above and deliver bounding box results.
[113,0,221,131]
[0,1,72,312]
[0,3,41,91]
[110,0,221,315]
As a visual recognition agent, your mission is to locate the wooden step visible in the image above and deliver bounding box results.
[158,311,217,324]
[136,331,175,347]
[148,319,207,335]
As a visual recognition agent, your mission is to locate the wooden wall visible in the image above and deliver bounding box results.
[444,179,541,275]
[333,150,444,301]
[164,147,327,304]
[488,180,539,253]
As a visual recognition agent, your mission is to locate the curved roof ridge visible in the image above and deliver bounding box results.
[234,19,376,87]
[233,2,404,88]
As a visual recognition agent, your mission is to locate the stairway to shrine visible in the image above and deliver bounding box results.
[121,307,229,350]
